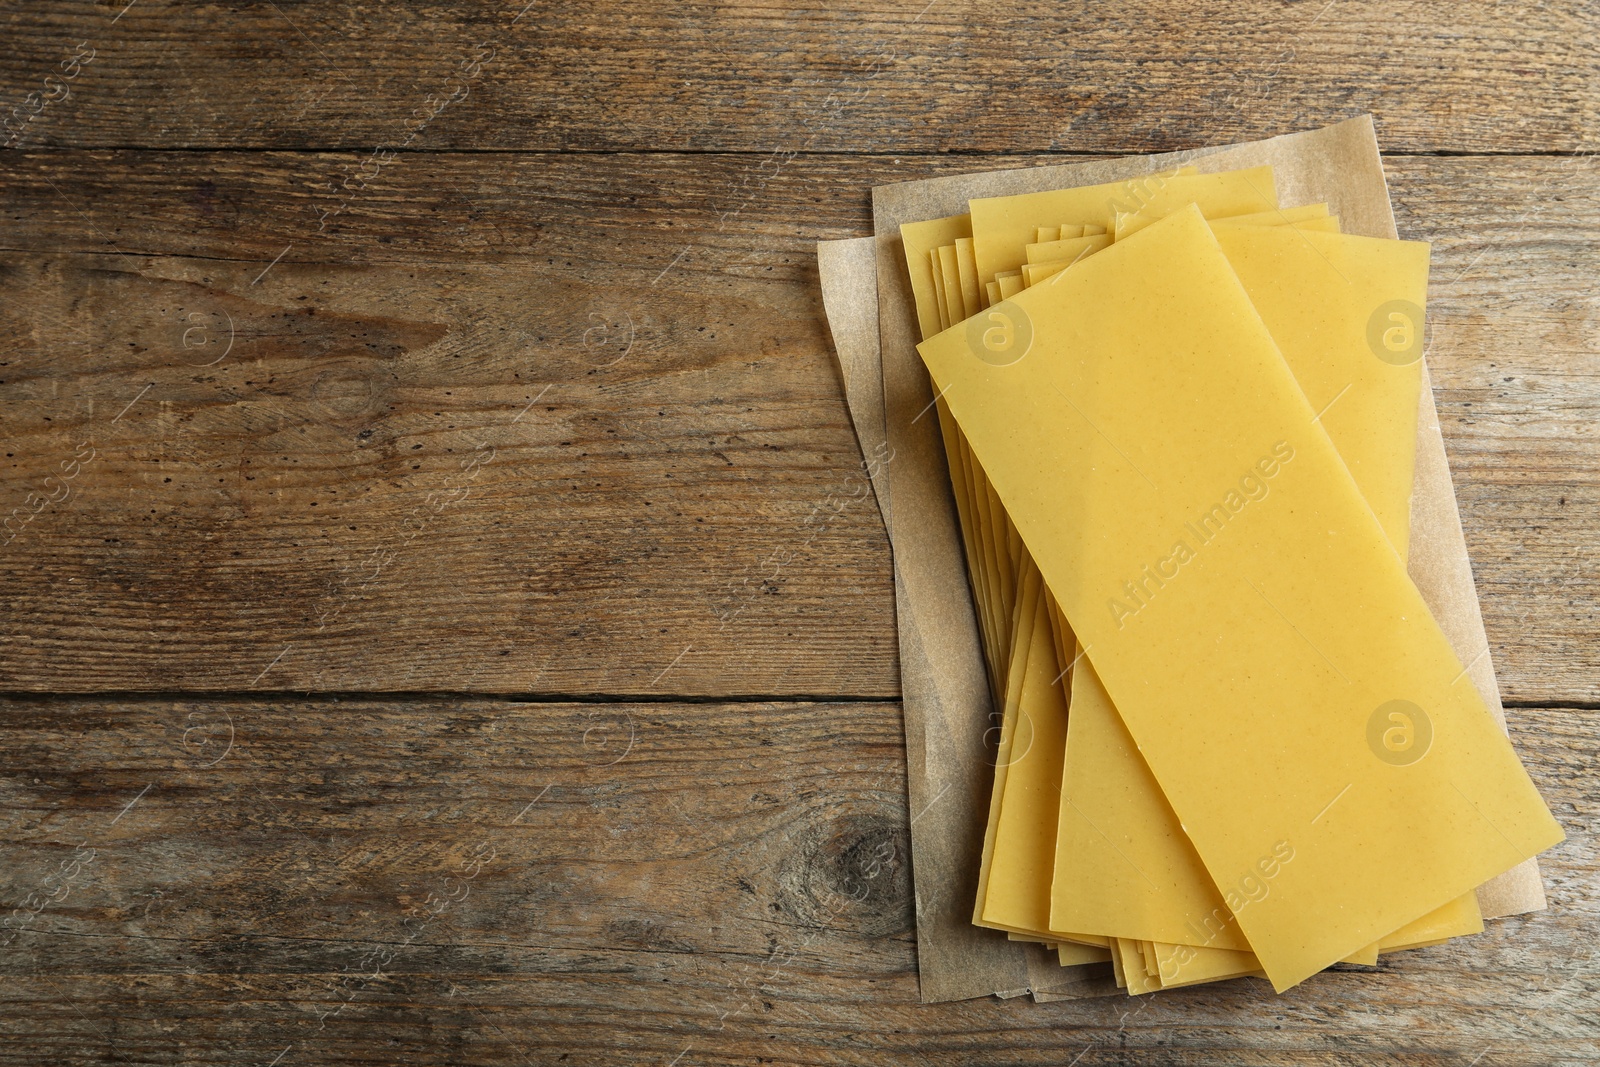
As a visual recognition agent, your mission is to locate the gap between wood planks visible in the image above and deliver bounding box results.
[5,146,1592,158]
[0,693,1589,709]
[0,690,903,705]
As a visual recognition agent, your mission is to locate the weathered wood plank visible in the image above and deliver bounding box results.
[0,1,1595,155]
[0,150,1594,701]
[1384,156,1600,706]
[0,148,906,695]
[0,697,1593,1064]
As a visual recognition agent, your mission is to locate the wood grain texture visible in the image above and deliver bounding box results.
[0,1,1596,155]
[1384,156,1600,706]
[2,0,1594,1056]
[0,148,904,696]
[0,151,1594,701]
[0,697,1594,1065]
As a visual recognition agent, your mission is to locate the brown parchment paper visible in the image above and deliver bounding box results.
[819,114,1544,1004]
[818,236,1118,1003]
[817,238,892,527]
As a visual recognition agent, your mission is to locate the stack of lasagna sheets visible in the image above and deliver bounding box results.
[821,127,1563,999]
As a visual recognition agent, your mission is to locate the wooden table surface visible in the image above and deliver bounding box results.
[1,2,1595,1064]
